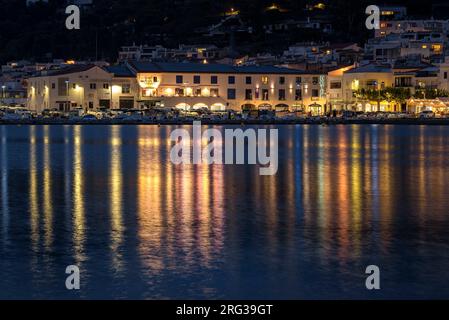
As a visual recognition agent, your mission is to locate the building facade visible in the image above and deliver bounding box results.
[27,65,114,113]
[27,62,328,114]
[126,62,327,114]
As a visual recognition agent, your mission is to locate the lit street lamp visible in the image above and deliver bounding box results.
[65,80,70,112]
[1,85,5,105]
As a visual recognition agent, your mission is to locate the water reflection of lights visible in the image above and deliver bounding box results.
[43,126,53,249]
[110,126,124,271]
[29,126,39,249]
[73,126,85,265]
[137,125,225,274]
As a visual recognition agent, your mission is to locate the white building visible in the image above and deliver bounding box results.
[118,44,223,63]
[375,19,449,38]
[27,65,114,113]
[365,32,445,62]
[125,61,327,114]
[27,62,328,114]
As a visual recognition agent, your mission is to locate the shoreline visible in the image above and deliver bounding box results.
[1,118,449,126]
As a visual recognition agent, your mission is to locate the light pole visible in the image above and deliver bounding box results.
[1,85,5,106]
[65,80,70,112]
[110,82,113,110]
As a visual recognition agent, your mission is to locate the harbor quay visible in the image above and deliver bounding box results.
[10,61,449,124]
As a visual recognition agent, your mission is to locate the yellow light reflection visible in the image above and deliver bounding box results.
[43,126,53,249]
[29,126,39,249]
[110,126,124,271]
[138,126,164,273]
[73,126,85,264]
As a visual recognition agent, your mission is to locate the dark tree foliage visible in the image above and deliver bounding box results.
[0,0,443,63]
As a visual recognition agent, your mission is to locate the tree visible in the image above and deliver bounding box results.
[354,87,412,111]
[354,88,385,110]
[384,87,411,111]
[414,88,449,99]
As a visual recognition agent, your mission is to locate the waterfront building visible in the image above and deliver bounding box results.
[340,63,395,112]
[106,65,141,110]
[393,59,440,92]
[331,58,443,112]
[406,98,449,114]
[326,65,356,111]
[27,62,328,114]
[27,65,113,113]
[438,56,449,91]
[0,77,27,106]
[124,61,327,114]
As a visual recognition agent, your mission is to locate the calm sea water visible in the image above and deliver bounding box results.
[1,124,449,299]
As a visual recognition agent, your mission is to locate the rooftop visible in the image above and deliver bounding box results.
[105,65,135,77]
[346,64,392,73]
[45,64,96,76]
[126,61,309,74]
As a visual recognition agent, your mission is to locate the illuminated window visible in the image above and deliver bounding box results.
[432,44,442,53]
[261,76,269,85]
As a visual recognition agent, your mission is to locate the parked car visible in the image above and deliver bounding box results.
[81,114,97,122]
[1,110,22,121]
[419,110,435,119]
